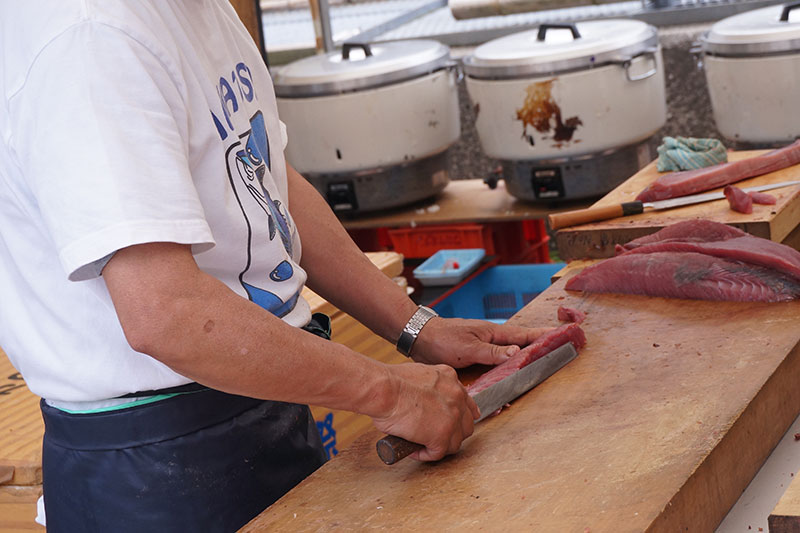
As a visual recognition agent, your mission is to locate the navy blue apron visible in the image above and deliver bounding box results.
[40,314,331,532]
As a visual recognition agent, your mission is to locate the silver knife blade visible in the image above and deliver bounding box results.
[646,180,800,211]
[472,342,578,423]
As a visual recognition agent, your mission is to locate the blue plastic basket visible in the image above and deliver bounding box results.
[433,263,565,321]
[413,249,486,286]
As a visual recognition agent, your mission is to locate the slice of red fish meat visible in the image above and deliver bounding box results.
[565,251,800,303]
[619,220,746,251]
[467,323,586,395]
[749,191,777,205]
[616,220,800,282]
[636,139,800,202]
[557,306,586,324]
[724,185,753,214]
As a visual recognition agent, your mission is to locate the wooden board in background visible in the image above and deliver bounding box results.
[770,472,800,532]
[0,350,42,488]
[556,150,800,260]
[0,485,44,532]
[340,179,590,230]
[0,350,44,532]
[244,273,800,532]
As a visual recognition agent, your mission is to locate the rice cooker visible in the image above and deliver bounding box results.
[273,40,461,214]
[463,20,667,202]
[699,3,800,144]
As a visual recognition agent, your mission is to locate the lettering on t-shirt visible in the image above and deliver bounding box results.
[210,61,256,141]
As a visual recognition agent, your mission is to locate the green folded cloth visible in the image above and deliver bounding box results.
[656,136,728,172]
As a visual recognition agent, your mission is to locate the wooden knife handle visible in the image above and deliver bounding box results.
[376,435,422,465]
[547,201,644,230]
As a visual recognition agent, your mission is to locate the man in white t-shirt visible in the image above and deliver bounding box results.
[0,1,551,531]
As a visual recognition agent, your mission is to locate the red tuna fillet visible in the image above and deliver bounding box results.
[467,323,586,395]
[619,219,746,251]
[749,191,777,205]
[636,139,800,202]
[616,220,800,283]
[565,252,800,302]
[557,306,586,324]
[724,185,753,214]
[618,236,800,283]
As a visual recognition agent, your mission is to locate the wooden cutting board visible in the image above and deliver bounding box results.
[556,150,800,260]
[243,273,800,532]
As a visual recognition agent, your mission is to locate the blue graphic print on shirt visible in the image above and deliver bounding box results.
[214,61,300,318]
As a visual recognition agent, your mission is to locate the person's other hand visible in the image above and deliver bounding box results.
[410,317,553,368]
[371,361,478,461]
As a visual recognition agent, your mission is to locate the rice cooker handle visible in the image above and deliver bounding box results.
[622,48,659,82]
[342,42,373,60]
[780,2,800,22]
[537,23,581,42]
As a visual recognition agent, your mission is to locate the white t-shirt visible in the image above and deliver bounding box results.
[0,0,311,402]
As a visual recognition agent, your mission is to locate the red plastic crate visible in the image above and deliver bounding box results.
[354,219,551,263]
[387,224,494,259]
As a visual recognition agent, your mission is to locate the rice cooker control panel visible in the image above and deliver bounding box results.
[326,181,359,213]
[531,167,566,200]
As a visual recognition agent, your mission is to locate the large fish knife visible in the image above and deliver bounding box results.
[547,180,800,230]
[375,342,579,465]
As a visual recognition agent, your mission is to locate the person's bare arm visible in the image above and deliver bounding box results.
[286,163,418,343]
[286,163,553,367]
[101,242,477,461]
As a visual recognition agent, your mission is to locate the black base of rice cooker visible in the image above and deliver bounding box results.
[304,152,450,214]
[501,140,654,203]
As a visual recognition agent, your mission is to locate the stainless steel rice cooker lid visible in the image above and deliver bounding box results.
[273,40,451,97]
[462,19,658,79]
[701,3,800,57]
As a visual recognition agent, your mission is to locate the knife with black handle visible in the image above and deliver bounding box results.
[375,343,579,465]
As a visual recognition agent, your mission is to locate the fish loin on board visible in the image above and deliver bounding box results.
[566,252,800,302]
[619,219,746,250]
[636,139,800,202]
[567,220,800,302]
[618,238,800,283]
[467,323,586,395]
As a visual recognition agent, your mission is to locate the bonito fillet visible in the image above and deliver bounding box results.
[467,323,586,395]
[565,252,800,302]
[616,221,800,283]
[636,139,800,202]
[619,219,746,248]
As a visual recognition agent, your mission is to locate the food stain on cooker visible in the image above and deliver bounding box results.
[516,79,582,145]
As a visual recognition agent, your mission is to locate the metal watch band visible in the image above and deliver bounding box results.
[396,305,439,357]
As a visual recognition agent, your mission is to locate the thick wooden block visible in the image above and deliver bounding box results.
[244,272,800,532]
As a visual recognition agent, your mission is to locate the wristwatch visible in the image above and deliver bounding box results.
[396,305,439,357]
